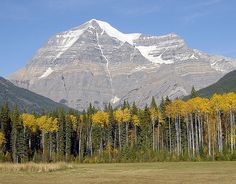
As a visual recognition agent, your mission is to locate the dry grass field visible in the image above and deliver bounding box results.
[0,162,236,184]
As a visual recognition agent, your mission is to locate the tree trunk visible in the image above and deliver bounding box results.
[90,126,93,156]
[134,125,137,146]
[230,110,233,153]
[100,128,103,156]
[42,131,45,156]
[126,122,128,146]
[218,111,223,153]
[178,115,182,155]
[233,113,235,151]
[195,114,199,155]
[207,115,211,156]
[152,120,155,151]
[197,115,201,149]
[190,114,195,157]
[49,132,52,161]
[175,117,179,156]
[168,117,172,153]
[79,127,82,161]
[186,117,190,157]
[114,129,117,149]
[118,123,121,151]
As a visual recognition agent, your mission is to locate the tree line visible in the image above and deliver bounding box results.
[1,92,236,163]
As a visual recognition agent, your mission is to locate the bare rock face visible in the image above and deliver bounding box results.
[9,19,236,110]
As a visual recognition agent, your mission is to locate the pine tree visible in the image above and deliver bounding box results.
[107,105,114,160]
[87,104,95,156]
[10,107,27,163]
[58,109,66,160]
[0,104,12,154]
[160,97,165,113]
[165,96,171,105]
[151,96,158,109]
[131,102,138,115]
[140,106,152,154]
[10,107,19,163]
[65,114,77,161]
[190,86,198,98]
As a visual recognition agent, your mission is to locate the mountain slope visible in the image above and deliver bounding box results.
[9,19,236,110]
[194,70,236,98]
[0,77,69,112]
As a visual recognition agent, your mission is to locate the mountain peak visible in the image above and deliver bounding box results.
[83,19,141,45]
[88,18,106,24]
[9,18,236,111]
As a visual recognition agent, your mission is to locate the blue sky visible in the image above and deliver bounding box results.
[0,0,236,77]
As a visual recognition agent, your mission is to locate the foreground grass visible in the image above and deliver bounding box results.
[0,162,236,184]
[0,162,73,172]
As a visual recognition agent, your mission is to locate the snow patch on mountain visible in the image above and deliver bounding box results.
[133,66,147,72]
[190,54,198,60]
[53,22,104,60]
[39,67,54,79]
[210,62,225,72]
[90,19,141,45]
[130,65,160,74]
[54,29,85,59]
[111,96,120,104]
[136,46,174,64]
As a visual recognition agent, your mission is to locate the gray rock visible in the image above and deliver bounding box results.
[9,19,236,110]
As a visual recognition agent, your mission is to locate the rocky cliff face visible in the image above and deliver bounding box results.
[9,19,236,110]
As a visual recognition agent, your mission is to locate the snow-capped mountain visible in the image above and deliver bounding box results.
[9,19,236,110]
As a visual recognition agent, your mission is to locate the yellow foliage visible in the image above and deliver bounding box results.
[92,111,109,127]
[0,132,5,146]
[187,97,210,114]
[20,113,37,133]
[37,116,58,133]
[165,99,186,118]
[210,94,225,112]
[149,107,162,121]
[222,93,236,112]
[132,115,140,126]
[79,115,84,124]
[113,109,123,123]
[113,108,131,123]
[66,115,77,130]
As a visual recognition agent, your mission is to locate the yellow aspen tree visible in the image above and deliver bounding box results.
[37,115,58,160]
[169,99,183,156]
[132,114,140,146]
[114,109,124,150]
[123,108,131,146]
[20,113,37,151]
[210,94,224,153]
[165,102,174,153]
[92,111,109,155]
[223,93,236,153]
[78,114,85,160]
[114,108,131,150]
[198,98,211,156]
[149,107,161,151]
[20,113,37,133]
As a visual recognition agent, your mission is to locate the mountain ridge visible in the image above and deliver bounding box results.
[9,19,236,110]
[192,70,236,98]
[0,76,70,112]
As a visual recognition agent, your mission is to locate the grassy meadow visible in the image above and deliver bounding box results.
[0,162,236,184]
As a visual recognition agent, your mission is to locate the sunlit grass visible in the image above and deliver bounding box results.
[0,162,236,184]
[0,162,74,172]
